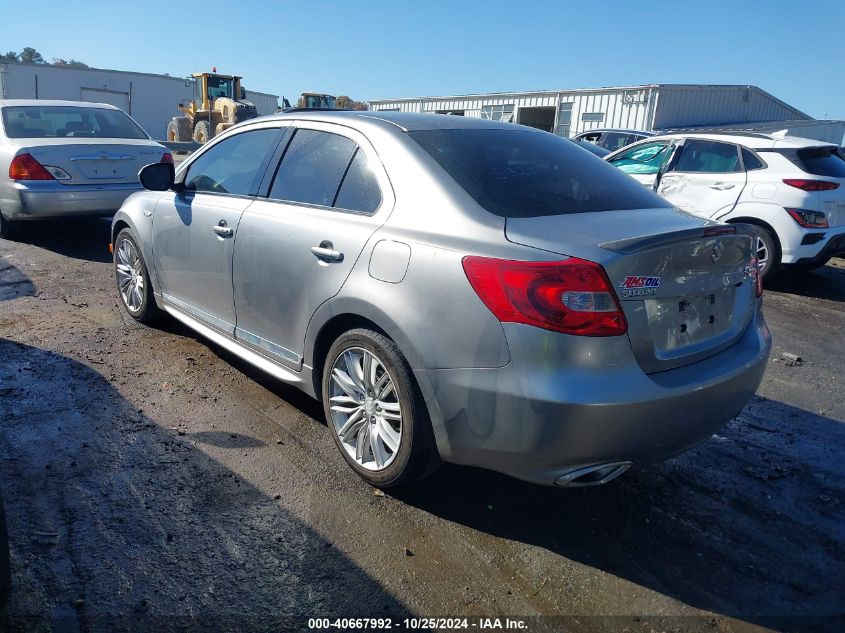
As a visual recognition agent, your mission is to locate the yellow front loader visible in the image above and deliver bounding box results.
[167,71,258,144]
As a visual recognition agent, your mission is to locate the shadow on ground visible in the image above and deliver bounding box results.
[7,218,113,264]
[394,396,845,632]
[0,340,410,632]
[766,260,845,302]
[0,261,36,302]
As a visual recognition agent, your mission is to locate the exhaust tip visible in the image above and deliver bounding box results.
[554,462,632,487]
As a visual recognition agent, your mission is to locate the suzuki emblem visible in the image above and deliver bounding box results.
[711,245,723,263]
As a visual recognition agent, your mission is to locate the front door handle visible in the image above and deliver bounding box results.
[710,182,736,190]
[212,219,234,238]
[311,241,344,262]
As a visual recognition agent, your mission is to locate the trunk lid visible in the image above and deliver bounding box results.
[506,208,757,373]
[21,139,167,185]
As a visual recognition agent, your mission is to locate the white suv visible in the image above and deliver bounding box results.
[605,132,845,277]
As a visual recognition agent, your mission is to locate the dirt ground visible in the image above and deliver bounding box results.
[0,219,843,633]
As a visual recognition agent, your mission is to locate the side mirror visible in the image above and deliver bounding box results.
[139,162,175,191]
[240,87,246,99]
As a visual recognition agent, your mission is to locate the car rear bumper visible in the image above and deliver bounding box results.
[792,228,845,265]
[2,181,143,219]
[420,309,771,486]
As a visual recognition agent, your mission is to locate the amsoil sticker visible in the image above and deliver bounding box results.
[619,275,661,298]
[620,276,661,289]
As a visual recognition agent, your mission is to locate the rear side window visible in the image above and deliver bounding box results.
[2,105,148,139]
[741,148,766,171]
[408,129,672,218]
[334,149,382,213]
[270,129,357,206]
[672,140,740,173]
[794,147,845,177]
[608,141,672,175]
[184,128,281,195]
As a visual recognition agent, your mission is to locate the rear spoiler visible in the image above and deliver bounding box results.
[600,223,752,254]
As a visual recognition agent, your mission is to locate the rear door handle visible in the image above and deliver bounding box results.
[311,241,344,262]
[212,219,234,238]
[710,183,735,190]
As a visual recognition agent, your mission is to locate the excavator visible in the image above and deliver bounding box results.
[167,70,258,144]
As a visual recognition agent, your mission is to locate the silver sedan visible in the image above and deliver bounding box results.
[111,111,771,488]
[0,99,170,239]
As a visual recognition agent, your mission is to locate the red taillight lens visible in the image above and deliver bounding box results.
[462,256,628,337]
[785,207,829,228]
[782,179,840,191]
[160,152,174,164]
[9,153,54,180]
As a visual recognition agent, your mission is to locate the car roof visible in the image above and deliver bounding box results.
[254,110,530,133]
[646,131,836,150]
[576,128,654,136]
[0,99,120,110]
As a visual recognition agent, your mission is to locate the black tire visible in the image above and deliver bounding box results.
[113,228,161,324]
[747,223,781,280]
[0,496,10,608]
[167,117,192,142]
[193,120,213,144]
[0,211,17,241]
[322,329,439,488]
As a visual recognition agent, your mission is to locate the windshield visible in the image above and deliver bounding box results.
[2,105,149,139]
[408,128,671,218]
[207,76,234,100]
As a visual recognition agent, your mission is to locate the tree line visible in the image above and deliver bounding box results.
[1,47,89,69]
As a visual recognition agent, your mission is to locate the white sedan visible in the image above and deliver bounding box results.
[605,132,845,277]
[0,99,171,239]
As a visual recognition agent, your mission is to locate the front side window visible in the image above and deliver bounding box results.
[481,104,515,123]
[183,128,281,195]
[608,141,673,175]
[269,129,357,206]
[408,128,671,218]
[2,105,148,139]
[672,139,741,173]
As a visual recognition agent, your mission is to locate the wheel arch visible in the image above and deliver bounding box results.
[725,216,782,254]
[111,200,162,296]
[304,301,445,457]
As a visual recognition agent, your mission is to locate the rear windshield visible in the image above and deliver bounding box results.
[793,147,845,178]
[408,129,671,218]
[2,105,149,139]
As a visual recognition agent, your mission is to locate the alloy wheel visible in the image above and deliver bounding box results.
[115,238,144,313]
[754,235,769,272]
[328,347,402,471]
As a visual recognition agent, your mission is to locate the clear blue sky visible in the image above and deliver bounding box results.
[3,0,844,118]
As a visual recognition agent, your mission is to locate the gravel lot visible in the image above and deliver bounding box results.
[0,219,843,633]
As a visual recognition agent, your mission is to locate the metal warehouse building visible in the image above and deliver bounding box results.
[0,61,279,140]
[369,84,843,141]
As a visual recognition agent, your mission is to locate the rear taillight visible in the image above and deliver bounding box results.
[785,207,828,228]
[782,179,840,191]
[750,257,763,298]
[9,153,53,180]
[462,256,628,337]
[160,152,174,164]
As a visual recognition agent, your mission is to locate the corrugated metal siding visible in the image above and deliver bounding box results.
[370,84,812,136]
[244,91,279,116]
[652,85,811,130]
[0,62,279,139]
[370,87,658,136]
